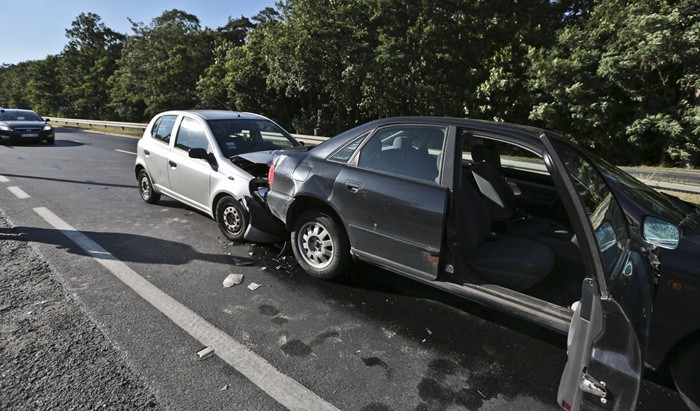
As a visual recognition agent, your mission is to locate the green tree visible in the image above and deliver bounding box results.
[60,13,124,119]
[109,10,215,121]
[528,0,700,166]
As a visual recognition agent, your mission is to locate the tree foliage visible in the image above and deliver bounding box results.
[0,1,697,166]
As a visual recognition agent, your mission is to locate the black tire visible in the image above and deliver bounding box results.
[216,197,249,242]
[45,137,55,144]
[138,170,160,204]
[291,210,350,279]
[671,342,700,411]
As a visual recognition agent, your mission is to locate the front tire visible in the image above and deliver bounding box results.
[671,342,700,410]
[216,197,249,242]
[138,170,160,204]
[291,210,350,279]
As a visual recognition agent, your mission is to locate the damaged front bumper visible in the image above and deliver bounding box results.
[242,193,287,243]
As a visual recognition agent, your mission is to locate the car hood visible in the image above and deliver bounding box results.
[1,120,47,128]
[230,151,273,177]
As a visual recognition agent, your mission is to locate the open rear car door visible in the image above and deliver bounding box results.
[542,134,657,410]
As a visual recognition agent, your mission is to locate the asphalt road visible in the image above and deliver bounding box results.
[0,128,686,410]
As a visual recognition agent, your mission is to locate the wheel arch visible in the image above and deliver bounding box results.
[212,192,239,221]
[135,164,146,181]
[286,195,344,232]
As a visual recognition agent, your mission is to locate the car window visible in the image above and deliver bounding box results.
[208,119,297,157]
[356,125,446,183]
[328,133,369,163]
[0,110,43,121]
[556,144,630,279]
[461,131,547,175]
[152,115,177,144]
[175,117,209,152]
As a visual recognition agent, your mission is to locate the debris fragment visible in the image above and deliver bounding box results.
[421,339,426,343]
[220,384,229,391]
[248,252,255,256]
[233,259,253,266]
[426,328,432,335]
[248,282,262,291]
[260,266,267,271]
[197,346,215,360]
[223,274,244,288]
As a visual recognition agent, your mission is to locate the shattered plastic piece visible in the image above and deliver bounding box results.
[221,384,229,391]
[260,266,267,271]
[426,328,432,335]
[248,282,261,291]
[234,259,253,266]
[421,339,426,343]
[223,274,244,288]
[248,252,255,256]
[197,346,215,360]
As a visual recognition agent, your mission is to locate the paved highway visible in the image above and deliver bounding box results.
[0,128,685,410]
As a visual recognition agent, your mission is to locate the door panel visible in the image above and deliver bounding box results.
[542,134,655,410]
[333,167,447,280]
[167,148,212,211]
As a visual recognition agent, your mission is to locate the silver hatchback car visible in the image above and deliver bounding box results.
[135,110,301,242]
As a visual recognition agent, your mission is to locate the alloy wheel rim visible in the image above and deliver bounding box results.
[298,221,334,269]
[140,176,151,198]
[223,205,242,234]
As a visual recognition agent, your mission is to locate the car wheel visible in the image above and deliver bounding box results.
[216,197,249,242]
[46,137,55,144]
[291,210,350,279]
[138,170,160,204]
[671,342,700,411]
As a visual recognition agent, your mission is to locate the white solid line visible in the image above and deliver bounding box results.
[115,149,137,155]
[7,186,30,199]
[0,175,9,183]
[32,206,338,411]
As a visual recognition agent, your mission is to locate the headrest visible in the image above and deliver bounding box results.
[471,145,487,163]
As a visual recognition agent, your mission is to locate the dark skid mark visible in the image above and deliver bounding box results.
[258,304,280,316]
[280,340,311,357]
[362,356,393,379]
[271,316,288,325]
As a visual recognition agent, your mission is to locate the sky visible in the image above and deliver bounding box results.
[1,0,277,65]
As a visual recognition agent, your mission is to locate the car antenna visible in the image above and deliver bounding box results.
[212,97,240,117]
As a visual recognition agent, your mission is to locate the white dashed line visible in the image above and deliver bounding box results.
[115,149,137,155]
[0,175,9,183]
[7,186,30,199]
[33,206,339,411]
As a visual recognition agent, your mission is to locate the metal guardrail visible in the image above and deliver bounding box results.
[49,117,699,195]
[48,117,329,146]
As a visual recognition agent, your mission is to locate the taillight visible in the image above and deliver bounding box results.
[267,163,275,185]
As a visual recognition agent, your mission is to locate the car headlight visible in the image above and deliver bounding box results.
[43,124,53,131]
[0,125,11,131]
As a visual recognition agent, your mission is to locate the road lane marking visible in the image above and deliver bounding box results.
[115,149,137,155]
[0,175,9,183]
[8,186,30,199]
[33,206,338,411]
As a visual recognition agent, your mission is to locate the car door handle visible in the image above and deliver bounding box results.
[345,180,362,193]
[144,149,150,156]
[169,161,177,168]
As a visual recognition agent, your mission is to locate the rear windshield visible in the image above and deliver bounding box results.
[0,110,43,121]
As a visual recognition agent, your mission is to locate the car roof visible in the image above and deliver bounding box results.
[311,116,563,158]
[157,110,270,121]
[0,108,39,115]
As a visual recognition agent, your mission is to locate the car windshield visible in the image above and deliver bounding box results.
[591,154,693,226]
[0,110,43,121]
[207,119,298,157]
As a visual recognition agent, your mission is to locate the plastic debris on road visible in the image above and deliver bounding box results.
[247,282,261,291]
[221,385,229,391]
[223,274,244,288]
[197,346,215,360]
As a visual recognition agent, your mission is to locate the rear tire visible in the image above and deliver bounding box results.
[138,170,160,204]
[216,197,249,242]
[671,342,700,411]
[46,137,55,144]
[291,210,350,279]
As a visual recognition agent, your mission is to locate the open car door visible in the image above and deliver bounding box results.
[542,134,657,410]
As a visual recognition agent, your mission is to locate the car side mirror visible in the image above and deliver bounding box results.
[188,148,208,160]
[642,216,680,250]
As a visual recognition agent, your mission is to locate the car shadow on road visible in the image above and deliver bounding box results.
[0,139,84,148]
[0,225,253,267]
